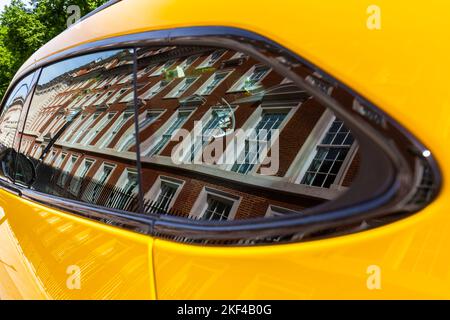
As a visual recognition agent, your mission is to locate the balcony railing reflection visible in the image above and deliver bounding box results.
[32,162,140,213]
[142,199,182,217]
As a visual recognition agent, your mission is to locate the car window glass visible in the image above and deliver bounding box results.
[16,49,140,213]
[134,46,359,222]
[0,72,36,182]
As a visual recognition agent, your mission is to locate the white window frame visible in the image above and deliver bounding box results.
[62,114,86,142]
[45,150,58,165]
[117,133,137,153]
[108,88,129,104]
[81,112,117,145]
[230,52,247,60]
[189,187,241,221]
[196,50,227,69]
[164,77,199,99]
[118,74,133,84]
[136,65,156,79]
[139,80,173,100]
[228,64,271,93]
[60,94,74,105]
[141,108,195,157]
[119,90,134,103]
[58,154,79,187]
[138,109,164,130]
[116,109,165,152]
[95,77,111,89]
[73,82,84,90]
[83,92,103,107]
[280,77,293,85]
[195,70,233,96]
[287,109,357,189]
[106,168,139,210]
[111,75,124,86]
[150,59,177,77]
[265,205,299,218]
[30,144,39,157]
[180,106,237,164]
[69,158,96,196]
[98,110,134,148]
[144,176,185,213]
[36,145,45,159]
[51,95,64,106]
[94,90,115,106]
[82,162,116,203]
[54,152,67,170]
[70,112,100,144]
[41,114,62,136]
[222,105,299,175]
[65,94,85,110]
[32,112,51,133]
[179,55,200,70]
[71,94,91,109]
[46,115,66,136]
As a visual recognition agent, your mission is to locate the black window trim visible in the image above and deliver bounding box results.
[0,26,442,246]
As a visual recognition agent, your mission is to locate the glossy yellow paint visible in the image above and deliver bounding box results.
[0,188,155,299]
[9,0,450,299]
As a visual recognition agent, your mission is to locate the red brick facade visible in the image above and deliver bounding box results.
[14,46,360,221]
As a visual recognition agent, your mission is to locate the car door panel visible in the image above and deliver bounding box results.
[0,188,155,300]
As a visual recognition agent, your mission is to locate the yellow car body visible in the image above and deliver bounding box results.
[1,0,449,299]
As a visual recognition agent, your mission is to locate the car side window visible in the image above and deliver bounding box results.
[3,37,437,245]
[15,49,140,213]
[0,72,37,182]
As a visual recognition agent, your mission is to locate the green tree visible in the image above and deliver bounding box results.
[0,0,108,100]
[0,26,14,97]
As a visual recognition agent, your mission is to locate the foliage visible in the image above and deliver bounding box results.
[0,0,108,100]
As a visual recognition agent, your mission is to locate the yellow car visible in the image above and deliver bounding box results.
[0,0,446,300]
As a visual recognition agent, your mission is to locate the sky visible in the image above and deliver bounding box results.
[0,0,11,13]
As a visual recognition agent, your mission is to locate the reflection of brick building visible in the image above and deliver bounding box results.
[0,97,23,150]
[18,46,359,221]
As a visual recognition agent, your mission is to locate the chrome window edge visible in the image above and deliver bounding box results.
[0,26,442,246]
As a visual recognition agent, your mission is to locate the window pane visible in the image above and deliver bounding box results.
[301,119,354,188]
[16,49,139,213]
[135,45,359,222]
